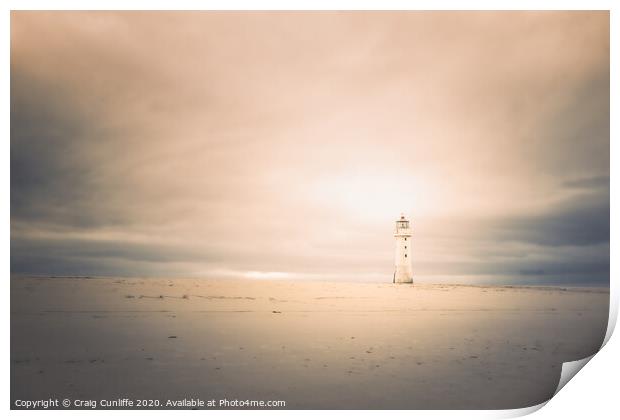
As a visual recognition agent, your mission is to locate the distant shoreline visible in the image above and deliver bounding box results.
[10,274,610,293]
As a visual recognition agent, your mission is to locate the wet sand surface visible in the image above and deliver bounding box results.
[11,276,609,409]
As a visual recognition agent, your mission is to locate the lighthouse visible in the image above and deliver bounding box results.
[393,214,413,284]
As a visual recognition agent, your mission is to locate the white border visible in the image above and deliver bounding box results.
[3,1,617,419]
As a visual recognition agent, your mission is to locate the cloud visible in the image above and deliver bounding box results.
[563,175,609,190]
[489,192,609,247]
[10,11,609,285]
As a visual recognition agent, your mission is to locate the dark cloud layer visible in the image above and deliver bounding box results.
[10,11,609,285]
[490,192,609,247]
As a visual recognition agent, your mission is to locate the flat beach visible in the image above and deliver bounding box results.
[11,276,609,409]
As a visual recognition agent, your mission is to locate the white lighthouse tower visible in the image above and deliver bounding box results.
[393,214,413,284]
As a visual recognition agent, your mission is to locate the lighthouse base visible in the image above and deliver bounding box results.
[393,272,413,284]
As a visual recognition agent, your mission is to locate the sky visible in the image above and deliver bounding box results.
[10,11,609,285]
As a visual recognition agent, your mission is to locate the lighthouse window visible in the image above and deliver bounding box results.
[405,254,407,258]
[404,238,407,241]
[405,246,407,249]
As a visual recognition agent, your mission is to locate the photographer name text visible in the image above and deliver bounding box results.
[14,398,286,409]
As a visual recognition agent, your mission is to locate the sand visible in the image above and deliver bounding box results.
[10,276,609,409]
